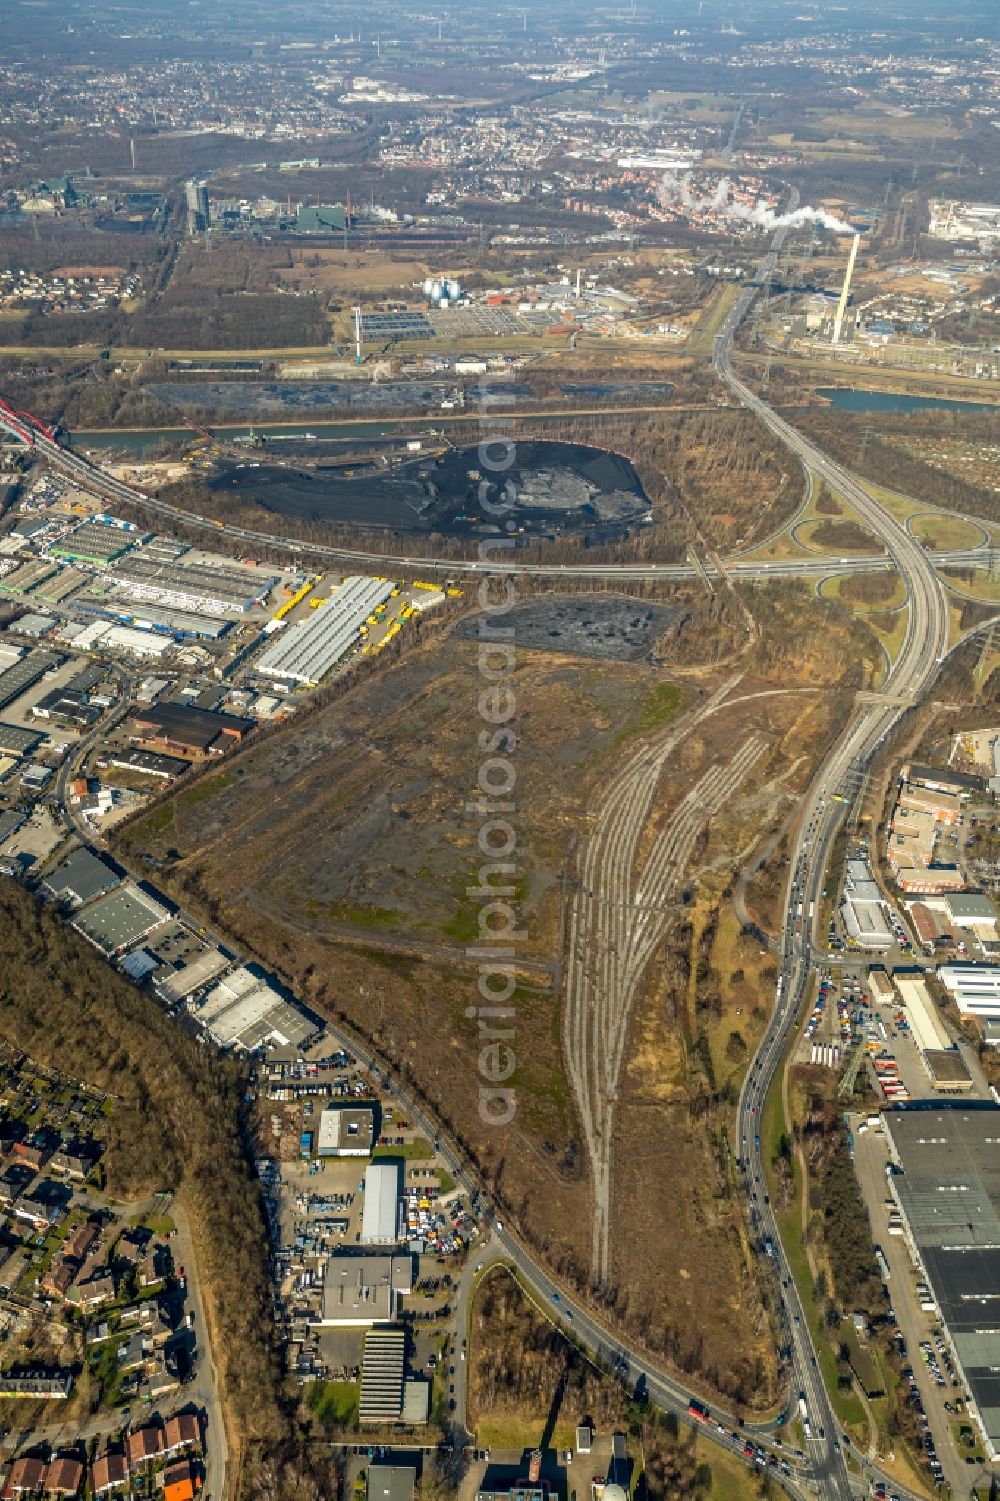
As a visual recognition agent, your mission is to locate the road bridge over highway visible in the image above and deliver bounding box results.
[0,295,971,1501]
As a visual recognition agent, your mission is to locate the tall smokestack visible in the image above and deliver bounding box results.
[354,305,362,366]
[575,268,581,299]
[833,232,861,346]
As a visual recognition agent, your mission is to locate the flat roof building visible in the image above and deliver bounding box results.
[155,947,230,1006]
[0,649,63,712]
[895,975,952,1054]
[50,519,136,565]
[42,847,121,908]
[102,626,175,660]
[71,882,169,955]
[361,1160,402,1245]
[359,1327,406,1424]
[897,785,962,825]
[906,761,985,795]
[96,747,188,781]
[945,893,998,930]
[130,701,254,759]
[317,1105,375,1157]
[195,965,319,1053]
[841,894,893,949]
[940,965,1000,1018]
[0,721,45,757]
[318,1252,414,1327]
[884,1105,1000,1458]
[32,685,100,727]
[256,575,394,685]
[110,553,273,615]
[368,1466,416,1501]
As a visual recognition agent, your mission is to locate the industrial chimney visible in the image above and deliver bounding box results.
[832,232,861,346]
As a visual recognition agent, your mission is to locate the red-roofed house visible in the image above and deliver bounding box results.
[43,1455,83,1496]
[6,1455,47,1494]
[124,1426,163,1469]
[91,1452,127,1495]
[162,1461,195,1501]
[163,1414,201,1455]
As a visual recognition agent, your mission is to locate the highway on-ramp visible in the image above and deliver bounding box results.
[1,407,991,588]
[719,233,950,1501]
[1,248,954,1499]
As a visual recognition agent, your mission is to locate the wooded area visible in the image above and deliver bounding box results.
[0,879,340,1500]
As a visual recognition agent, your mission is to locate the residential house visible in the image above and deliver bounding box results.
[140,1356,179,1400]
[13,1196,64,1232]
[117,1332,148,1374]
[6,1455,47,1494]
[76,1272,115,1308]
[163,1413,201,1456]
[62,1221,99,1263]
[162,1460,196,1501]
[124,1426,163,1469]
[40,1261,76,1300]
[12,1137,51,1172]
[43,1456,84,1496]
[51,1143,98,1180]
[91,1451,128,1495]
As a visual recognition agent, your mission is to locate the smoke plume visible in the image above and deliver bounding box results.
[658,172,854,235]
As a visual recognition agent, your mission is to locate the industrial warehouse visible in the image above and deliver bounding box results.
[317,1253,414,1328]
[256,575,395,685]
[884,1105,1000,1459]
[317,1105,375,1157]
[0,650,63,712]
[193,965,321,1053]
[70,881,170,956]
[129,700,255,759]
[360,1161,403,1245]
[106,550,274,615]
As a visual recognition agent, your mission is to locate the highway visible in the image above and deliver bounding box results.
[0,401,991,588]
[718,231,950,1501]
[0,283,956,1499]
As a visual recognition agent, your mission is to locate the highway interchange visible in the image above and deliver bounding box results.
[0,235,976,1500]
[719,238,950,1501]
[0,396,992,591]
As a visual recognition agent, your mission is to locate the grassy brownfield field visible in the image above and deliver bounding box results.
[470,1269,763,1501]
[115,581,878,1405]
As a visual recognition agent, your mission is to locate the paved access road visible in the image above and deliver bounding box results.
[5,229,962,1501]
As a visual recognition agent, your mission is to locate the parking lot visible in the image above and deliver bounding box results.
[851,1119,988,1496]
[0,803,64,868]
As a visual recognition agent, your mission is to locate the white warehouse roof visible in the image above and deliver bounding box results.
[841,895,893,949]
[895,975,952,1054]
[196,965,317,1051]
[940,965,1000,1017]
[361,1161,402,1245]
[256,575,394,685]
